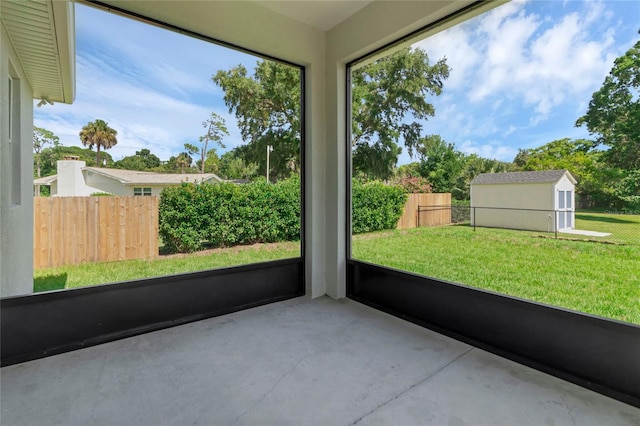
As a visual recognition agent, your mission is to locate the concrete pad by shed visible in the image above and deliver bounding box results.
[561,229,612,237]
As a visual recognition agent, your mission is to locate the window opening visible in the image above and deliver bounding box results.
[348,0,640,325]
[31,3,303,292]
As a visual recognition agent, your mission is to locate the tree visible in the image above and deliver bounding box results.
[198,113,229,174]
[79,119,118,166]
[172,152,193,174]
[213,61,301,181]
[514,138,611,207]
[219,150,259,180]
[351,47,450,180]
[33,127,59,177]
[455,155,513,200]
[576,33,640,170]
[213,47,450,181]
[417,135,466,195]
[114,149,161,171]
[38,145,115,177]
[199,149,221,174]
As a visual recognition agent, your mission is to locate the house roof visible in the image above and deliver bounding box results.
[1,0,75,104]
[470,170,576,186]
[35,168,225,186]
[33,175,59,185]
[84,167,224,185]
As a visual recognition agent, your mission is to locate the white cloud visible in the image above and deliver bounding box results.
[459,140,518,162]
[34,4,259,162]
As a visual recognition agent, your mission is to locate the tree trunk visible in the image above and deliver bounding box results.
[96,144,101,167]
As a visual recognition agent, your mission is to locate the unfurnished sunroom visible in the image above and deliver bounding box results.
[1,0,638,422]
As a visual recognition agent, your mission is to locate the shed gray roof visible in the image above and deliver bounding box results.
[470,170,576,185]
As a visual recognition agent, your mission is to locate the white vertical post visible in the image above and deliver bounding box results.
[266,145,273,182]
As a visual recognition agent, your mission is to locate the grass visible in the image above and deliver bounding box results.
[34,242,300,292]
[353,225,640,325]
[34,216,639,325]
[570,212,640,245]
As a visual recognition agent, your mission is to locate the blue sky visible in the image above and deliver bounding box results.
[34,0,639,165]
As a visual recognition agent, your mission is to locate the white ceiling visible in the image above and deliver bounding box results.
[254,0,373,31]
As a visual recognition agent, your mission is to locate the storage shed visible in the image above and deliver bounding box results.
[470,170,576,232]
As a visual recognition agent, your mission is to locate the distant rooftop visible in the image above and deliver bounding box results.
[470,170,575,185]
[84,167,223,185]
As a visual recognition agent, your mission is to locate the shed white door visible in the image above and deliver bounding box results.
[558,190,573,230]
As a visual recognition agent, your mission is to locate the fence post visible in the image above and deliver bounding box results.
[473,207,476,232]
[417,207,420,228]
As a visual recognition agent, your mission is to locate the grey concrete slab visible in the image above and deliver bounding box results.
[1,297,638,426]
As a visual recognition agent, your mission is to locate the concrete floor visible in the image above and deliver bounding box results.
[1,297,638,426]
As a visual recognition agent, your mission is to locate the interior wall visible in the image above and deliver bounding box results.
[0,23,35,297]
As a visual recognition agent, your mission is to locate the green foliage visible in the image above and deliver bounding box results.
[196,112,229,174]
[213,61,301,181]
[91,192,112,196]
[351,47,450,180]
[352,181,407,234]
[576,33,639,171]
[159,178,300,253]
[613,170,640,210]
[219,150,259,180]
[38,145,115,177]
[394,176,432,194]
[79,119,118,166]
[33,127,59,177]
[113,149,161,171]
[417,135,465,195]
[512,138,623,208]
[572,33,640,209]
[455,155,513,200]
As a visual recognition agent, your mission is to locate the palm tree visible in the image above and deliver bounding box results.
[79,119,118,166]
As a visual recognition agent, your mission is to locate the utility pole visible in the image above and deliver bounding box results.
[266,145,274,182]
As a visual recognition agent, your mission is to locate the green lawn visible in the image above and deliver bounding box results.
[34,242,300,292]
[570,212,640,245]
[353,225,640,324]
[34,218,639,325]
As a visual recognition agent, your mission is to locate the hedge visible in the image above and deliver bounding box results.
[159,177,406,253]
[352,180,407,234]
[159,177,300,253]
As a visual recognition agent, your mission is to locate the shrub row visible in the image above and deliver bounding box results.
[159,178,300,253]
[352,180,407,234]
[159,177,406,253]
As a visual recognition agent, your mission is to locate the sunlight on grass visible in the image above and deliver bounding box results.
[353,225,640,324]
[34,242,300,291]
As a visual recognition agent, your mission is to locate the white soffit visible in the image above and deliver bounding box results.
[254,0,373,31]
[0,0,75,104]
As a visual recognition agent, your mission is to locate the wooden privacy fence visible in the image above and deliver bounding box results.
[397,193,452,229]
[34,196,159,269]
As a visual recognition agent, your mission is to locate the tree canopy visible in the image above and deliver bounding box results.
[351,47,450,180]
[576,33,640,170]
[113,149,161,171]
[213,47,449,181]
[33,126,59,178]
[213,60,301,181]
[79,119,118,166]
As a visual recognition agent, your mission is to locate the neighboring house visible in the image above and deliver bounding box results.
[1,0,75,297]
[470,170,577,232]
[34,158,225,197]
